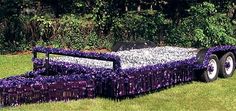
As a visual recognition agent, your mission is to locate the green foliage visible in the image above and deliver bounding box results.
[85,32,100,49]
[1,0,236,53]
[31,15,54,38]
[189,2,217,17]
[86,32,113,50]
[92,0,114,35]
[0,30,4,53]
[31,14,112,50]
[168,2,236,48]
[193,29,209,47]
[58,14,84,49]
[112,10,167,43]
[0,15,32,53]
[0,0,34,53]
[30,15,54,49]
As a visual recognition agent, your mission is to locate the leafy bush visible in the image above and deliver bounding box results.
[1,0,236,53]
[168,2,236,47]
[32,14,112,50]
[0,0,36,53]
[112,10,167,44]
[0,15,32,53]
[0,29,4,53]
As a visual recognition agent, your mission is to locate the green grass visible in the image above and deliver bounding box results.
[1,54,236,111]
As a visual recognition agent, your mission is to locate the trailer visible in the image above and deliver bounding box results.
[0,45,236,106]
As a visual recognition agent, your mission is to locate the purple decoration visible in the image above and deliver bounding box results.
[0,70,95,106]
[203,45,236,68]
[31,47,198,98]
[1,45,236,106]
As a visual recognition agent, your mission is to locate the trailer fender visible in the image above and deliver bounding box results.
[196,48,209,65]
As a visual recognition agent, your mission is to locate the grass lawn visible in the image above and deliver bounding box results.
[1,54,236,111]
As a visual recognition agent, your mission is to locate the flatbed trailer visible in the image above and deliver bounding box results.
[0,45,236,106]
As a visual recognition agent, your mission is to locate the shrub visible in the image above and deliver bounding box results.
[167,2,236,48]
[112,10,167,44]
[0,15,32,53]
[0,29,4,54]
[32,14,112,50]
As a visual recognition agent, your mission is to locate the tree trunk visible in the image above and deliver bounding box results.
[137,0,141,12]
[30,21,37,48]
[125,3,128,11]
[150,4,153,10]
[137,5,141,12]
[231,9,236,22]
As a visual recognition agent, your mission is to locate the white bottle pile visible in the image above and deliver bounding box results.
[51,46,198,69]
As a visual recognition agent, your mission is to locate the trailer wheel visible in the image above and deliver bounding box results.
[219,52,235,78]
[201,54,219,82]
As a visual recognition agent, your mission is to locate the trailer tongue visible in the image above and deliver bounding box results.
[0,45,235,106]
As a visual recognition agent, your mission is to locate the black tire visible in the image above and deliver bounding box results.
[201,54,219,82]
[219,52,236,78]
[196,48,208,64]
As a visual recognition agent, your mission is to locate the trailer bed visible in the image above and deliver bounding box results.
[51,46,198,69]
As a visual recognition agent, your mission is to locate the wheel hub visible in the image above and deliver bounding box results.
[225,56,234,75]
[207,59,217,79]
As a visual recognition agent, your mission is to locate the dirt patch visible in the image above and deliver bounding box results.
[6,50,32,55]
[81,48,110,53]
[5,48,110,55]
